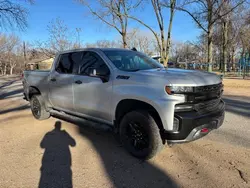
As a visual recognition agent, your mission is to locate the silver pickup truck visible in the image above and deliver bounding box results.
[23,48,225,159]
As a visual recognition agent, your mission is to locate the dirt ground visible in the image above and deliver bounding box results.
[0,77,249,188]
[223,78,250,97]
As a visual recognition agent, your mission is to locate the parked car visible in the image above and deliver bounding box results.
[23,48,225,159]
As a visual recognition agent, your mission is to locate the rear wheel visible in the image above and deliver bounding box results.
[30,95,50,120]
[119,110,163,160]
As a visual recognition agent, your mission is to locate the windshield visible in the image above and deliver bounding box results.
[103,50,164,71]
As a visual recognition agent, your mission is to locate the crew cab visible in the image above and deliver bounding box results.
[23,48,225,159]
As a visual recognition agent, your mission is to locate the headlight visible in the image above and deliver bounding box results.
[165,86,194,95]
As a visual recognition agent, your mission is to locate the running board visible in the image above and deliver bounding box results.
[50,109,113,132]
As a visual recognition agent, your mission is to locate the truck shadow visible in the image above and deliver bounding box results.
[54,115,179,188]
[39,121,76,188]
[223,96,250,118]
[79,127,178,188]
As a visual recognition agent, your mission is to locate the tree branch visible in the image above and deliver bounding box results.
[125,14,162,51]
[175,6,208,33]
[151,0,163,30]
[211,0,246,25]
[85,3,122,34]
[0,0,28,30]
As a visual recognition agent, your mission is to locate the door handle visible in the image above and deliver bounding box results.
[50,78,56,82]
[75,80,82,84]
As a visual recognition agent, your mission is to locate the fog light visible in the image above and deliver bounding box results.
[173,117,179,132]
[175,105,193,112]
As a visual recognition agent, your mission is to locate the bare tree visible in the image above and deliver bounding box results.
[194,33,209,64]
[75,27,82,48]
[47,18,73,52]
[220,0,234,73]
[169,41,202,69]
[170,41,184,63]
[175,0,246,71]
[36,18,82,57]
[170,34,215,69]
[77,0,141,48]
[124,1,163,63]
[211,2,249,73]
[0,0,33,30]
[7,35,20,74]
[85,39,120,48]
[0,34,8,74]
[35,40,57,58]
[124,0,179,67]
[162,0,177,65]
[0,33,20,75]
[226,19,240,71]
[127,29,156,55]
[238,9,250,78]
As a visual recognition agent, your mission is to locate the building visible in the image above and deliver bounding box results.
[26,57,54,70]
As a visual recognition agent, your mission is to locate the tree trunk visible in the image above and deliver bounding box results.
[232,47,235,70]
[3,64,7,75]
[222,20,228,74]
[122,32,127,48]
[243,52,247,79]
[219,42,223,71]
[207,2,213,72]
[165,0,176,68]
[207,26,213,72]
[10,66,13,75]
[160,29,167,66]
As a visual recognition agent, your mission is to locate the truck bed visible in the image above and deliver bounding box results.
[23,70,50,92]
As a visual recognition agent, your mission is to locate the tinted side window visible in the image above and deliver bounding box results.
[56,52,82,74]
[78,52,109,75]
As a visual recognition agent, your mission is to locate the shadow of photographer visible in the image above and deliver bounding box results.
[39,121,76,188]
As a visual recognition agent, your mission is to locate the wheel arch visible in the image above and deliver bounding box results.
[114,99,164,131]
[28,86,41,100]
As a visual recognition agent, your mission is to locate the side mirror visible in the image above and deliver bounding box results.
[89,68,110,83]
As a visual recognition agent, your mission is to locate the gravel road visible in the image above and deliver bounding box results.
[0,77,249,188]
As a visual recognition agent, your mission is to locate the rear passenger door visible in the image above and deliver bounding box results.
[73,51,113,123]
[49,52,80,112]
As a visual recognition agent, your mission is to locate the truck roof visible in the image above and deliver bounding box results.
[57,47,132,55]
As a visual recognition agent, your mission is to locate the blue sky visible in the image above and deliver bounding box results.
[15,0,201,44]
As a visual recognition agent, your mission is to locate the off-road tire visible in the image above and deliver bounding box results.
[119,110,163,160]
[30,95,50,120]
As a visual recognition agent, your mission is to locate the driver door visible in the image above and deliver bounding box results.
[73,51,113,123]
[49,53,76,112]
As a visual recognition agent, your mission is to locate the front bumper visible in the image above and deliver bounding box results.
[163,100,225,143]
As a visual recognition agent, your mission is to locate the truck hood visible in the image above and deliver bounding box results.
[136,68,222,86]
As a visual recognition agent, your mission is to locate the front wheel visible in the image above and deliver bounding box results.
[119,110,163,160]
[30,95,50,120]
